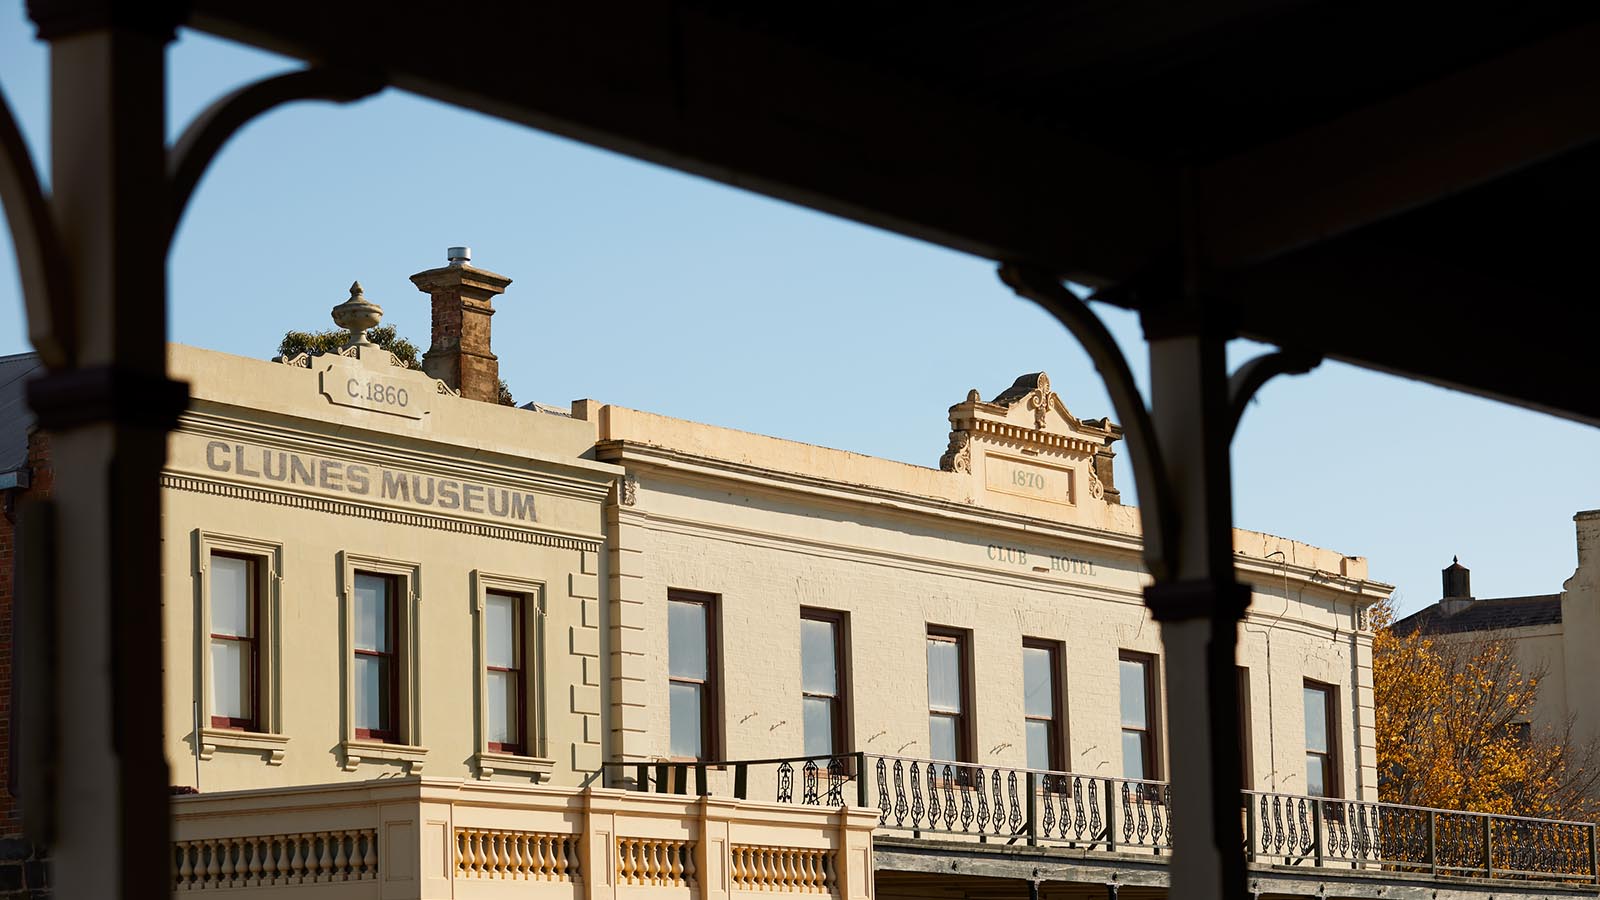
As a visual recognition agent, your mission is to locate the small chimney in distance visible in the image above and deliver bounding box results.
[411,246,512,403]
[1440,556,1473,616]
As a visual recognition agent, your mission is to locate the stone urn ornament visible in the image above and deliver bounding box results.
[331,281,384,346]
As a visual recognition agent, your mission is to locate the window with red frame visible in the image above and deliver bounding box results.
[926,628,973,764]
[353,572,399,742]
[1304,680,1340,798]
[485,591,526,754]
[209,552,259,730]
[1023,639,1065,772]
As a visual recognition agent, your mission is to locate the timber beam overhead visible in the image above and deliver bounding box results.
[184,2,1600,424]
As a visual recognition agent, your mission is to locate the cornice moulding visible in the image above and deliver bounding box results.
[605,441,1382,604]
[597,440,1146,553]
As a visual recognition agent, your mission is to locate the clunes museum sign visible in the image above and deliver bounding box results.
[193,438,538,523]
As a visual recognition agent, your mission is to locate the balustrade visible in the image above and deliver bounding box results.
[1244,791,1598,883]
[173,829,377,890]
[455,828,580,881]
[615,837,696,887]
[731,845,836,893]
[609,753,1599,885]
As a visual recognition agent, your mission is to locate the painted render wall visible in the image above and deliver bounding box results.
[1562,511,1600,751]
[160,345,620,792]
[583,388,1388,802]
[1501,626,1569,737]
[151,345,1390,807]
[1426,512,1600,751]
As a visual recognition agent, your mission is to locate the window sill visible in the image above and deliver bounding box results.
[474,751,556,782]
[341,739,428,773]
[200,728,289,765]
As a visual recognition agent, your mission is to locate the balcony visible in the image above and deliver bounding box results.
[170,777,877,898]
[612,754,1600,898]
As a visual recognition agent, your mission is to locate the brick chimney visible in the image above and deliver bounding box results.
[411,246,511,403]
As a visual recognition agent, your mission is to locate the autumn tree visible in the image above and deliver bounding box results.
[1373,596,1600,819]
[276,326,515,406]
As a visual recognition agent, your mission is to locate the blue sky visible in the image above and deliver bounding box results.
[4,5,1598,615]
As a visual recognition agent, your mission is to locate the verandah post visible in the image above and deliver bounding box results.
[1026,772,1039,847]
[855,753,868,808]
[1311,799,1324,867]
[1482,814,1493,878]
[1427,810,1437,876]
[1105,779,1118,853]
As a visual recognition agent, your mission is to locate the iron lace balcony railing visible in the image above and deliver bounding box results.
[1247,791,1599,881]
[606,754,1600,884]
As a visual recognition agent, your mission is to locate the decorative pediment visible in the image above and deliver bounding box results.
[272,282,459,401]
[939,372,1123,506]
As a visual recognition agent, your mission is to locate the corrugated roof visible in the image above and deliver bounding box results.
[0,352,42,474]
[1393,594,1563,637]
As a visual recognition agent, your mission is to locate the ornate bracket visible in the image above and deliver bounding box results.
[0,83,74,367]
[1000,263,1177,582]
[1227,349,1322,437]
[167,67,384,247]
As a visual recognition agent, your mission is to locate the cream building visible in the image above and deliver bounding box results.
[12,250,1595,899]
[578,375,1386,804]
[1394,512,1600,751]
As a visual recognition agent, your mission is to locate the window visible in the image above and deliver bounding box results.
[194,531,286,765]
[1510,721,1532,746]
[209,553,259,731]
[339,552,423,770]
[485,591,525,753]
[926,628,972,763]
[1304,681,1339,797]
[1238,666,1254,790]
[1023,640,1065,772]
[352,573,399,741]
[471,571,549,780]
[1119,652,1159,781]
[669,591,718,760]
[801,610,848,758]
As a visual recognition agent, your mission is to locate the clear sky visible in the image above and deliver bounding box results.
[3,6,1598,615]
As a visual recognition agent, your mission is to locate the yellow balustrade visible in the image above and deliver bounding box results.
[170,778,875,898]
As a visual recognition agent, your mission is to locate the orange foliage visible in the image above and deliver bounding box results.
[1372,596,1599,819]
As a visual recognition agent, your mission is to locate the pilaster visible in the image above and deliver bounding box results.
[607,485,652,773]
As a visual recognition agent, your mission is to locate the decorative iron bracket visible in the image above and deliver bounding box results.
[1000,263,1177,582]
[1227,349,1322,437]
[168,67,385,247]
[0,83,74,367]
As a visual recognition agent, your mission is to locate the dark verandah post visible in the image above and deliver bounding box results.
[1428,809,1438,876]
[855,752,868,808]
[1482,814,1493,878]
[1144,320,1249,900]
[21,3,190,898]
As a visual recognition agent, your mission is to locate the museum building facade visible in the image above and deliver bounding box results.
[9,251,1596,899]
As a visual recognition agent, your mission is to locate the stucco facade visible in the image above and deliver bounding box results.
[161,340,618,790]
[37,254,1594,899]
[156,329,1389,804]
[1398,511,1600,750]
[579,384,1387,803]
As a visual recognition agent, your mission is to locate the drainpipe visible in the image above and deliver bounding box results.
[1242,551,1291,790]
